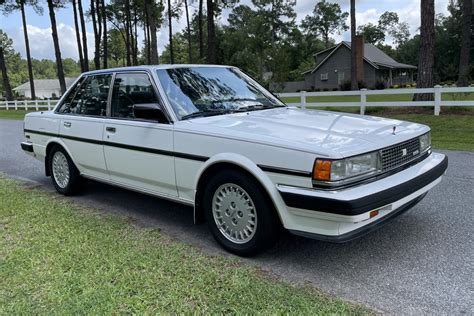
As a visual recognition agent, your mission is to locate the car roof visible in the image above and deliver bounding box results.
[82,64,234,76]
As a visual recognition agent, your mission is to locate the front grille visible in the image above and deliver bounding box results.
[380,137,421,171]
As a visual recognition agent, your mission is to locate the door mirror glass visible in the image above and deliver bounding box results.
[133,103,167,122]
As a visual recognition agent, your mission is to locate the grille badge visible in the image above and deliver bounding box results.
[401,148,407,156]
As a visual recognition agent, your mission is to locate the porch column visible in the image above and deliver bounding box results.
[389,69,393,87]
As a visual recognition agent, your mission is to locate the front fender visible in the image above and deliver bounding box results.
[193,153,288,224]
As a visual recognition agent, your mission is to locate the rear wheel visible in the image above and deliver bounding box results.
[203,170,279,256]
[49,145,83,195]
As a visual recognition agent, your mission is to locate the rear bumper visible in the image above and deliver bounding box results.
[277,152,447,241]
[20,141,34,153]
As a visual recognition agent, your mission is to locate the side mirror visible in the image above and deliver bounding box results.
[133,103,168,122]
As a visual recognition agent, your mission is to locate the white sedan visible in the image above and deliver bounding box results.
[21,65,448,256]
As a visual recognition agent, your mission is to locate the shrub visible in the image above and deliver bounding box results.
[375,81,386,90]
[323,88,329,91]
[339,80,352,91]
[358,80,367,89]
[332,87,339,91]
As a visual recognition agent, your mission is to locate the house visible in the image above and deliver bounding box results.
[13,78,77,99]
[303,37,417,91]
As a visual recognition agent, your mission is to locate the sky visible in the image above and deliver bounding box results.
[0,0,450,61]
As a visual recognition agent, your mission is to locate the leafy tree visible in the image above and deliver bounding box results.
[0,29,14,100]
[378,11,410,47]
[1,0,42,99]
[457,0,472,86]
[358,23,385,45]
[301,0,348,48]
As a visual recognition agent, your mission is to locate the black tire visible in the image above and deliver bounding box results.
[49,145,84,195]
[203,169,280,256]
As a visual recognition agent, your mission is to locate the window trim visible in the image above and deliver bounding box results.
[54,73,113,119]
[321,73,328,81]
[54,70,173,124]
[109,70,172,124]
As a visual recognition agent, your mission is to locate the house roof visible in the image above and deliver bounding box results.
[305,42,416,74]
[13,78,77,91]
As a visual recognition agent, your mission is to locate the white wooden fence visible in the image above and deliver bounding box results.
[277,85,474,116]
[0,99,58,111]
[1,86,473,116]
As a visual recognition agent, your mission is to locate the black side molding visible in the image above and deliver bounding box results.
[281,155,448,216]
[289,192,427,243]
[21,142,34,153]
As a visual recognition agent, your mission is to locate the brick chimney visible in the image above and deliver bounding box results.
[354,35,364,82]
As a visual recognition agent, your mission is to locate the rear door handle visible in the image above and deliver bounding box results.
[106,127,116,133]
[63,121,71,127]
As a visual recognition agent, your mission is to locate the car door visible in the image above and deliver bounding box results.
[103,72,178,197]
[56,74,112,180]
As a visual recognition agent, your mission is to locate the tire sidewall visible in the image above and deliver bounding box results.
[203,170,278,256]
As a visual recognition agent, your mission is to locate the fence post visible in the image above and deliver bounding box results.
[24,100,28,110]
[14,100,18,110]
[5,101,9,110]
[48,99,51,110]
[300,91,307,109]
[360,88,367,115]
[434,85,441,116]
[35,99,39,110]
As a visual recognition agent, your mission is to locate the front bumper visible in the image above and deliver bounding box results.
[277,152,448,241]
[21,141,34,153]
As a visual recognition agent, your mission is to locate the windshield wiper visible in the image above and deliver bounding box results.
[233,104,283,112]
[181,109,234,120]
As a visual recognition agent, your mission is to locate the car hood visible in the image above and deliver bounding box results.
[183,107,430,157]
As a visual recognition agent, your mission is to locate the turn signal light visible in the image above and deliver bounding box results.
[369,210,379,218]
[313,159,331,181]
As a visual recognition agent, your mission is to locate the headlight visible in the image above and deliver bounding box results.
[419,132,431,152]
[313,151,381,182]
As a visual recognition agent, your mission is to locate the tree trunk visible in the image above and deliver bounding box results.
[133,9,138,66]
[101,0,107,69]
[124,0,132,66]
[350,0,358,90]
[167,0,174,64]
[78,0,89,71]
[47,0,67,94]
[0,46,14,101]
[198,0,204,60]
[20,1,35,99]
[457,0,472,86]
[145,0,159,64]
[96,0,102,66]
[414,0,435,101]
[72,0,84,71]
[90,0,100,69]
[206,0,216,64]
[184,0,192,63]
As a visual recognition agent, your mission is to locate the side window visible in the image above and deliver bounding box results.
[110,73,159,119]
[57,74,111,116]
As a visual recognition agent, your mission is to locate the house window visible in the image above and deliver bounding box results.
[320,73,328,81]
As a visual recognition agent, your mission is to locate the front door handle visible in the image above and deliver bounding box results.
[106,127,116,133]
[63,121,71,128]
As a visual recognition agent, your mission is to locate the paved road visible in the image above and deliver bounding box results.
[1,118,473,314]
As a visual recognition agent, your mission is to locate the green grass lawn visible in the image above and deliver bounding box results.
[0,109,36,120]
[382,114,474,151]
[0,177,370,314]
[1,106,472,151]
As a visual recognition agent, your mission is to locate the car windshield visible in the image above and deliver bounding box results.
[156,67,284,120]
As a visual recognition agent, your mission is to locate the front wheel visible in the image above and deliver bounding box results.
[203,170,279,256]
[49,145,84,195]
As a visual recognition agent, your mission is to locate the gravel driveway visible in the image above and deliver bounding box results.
[1,118,472,314]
